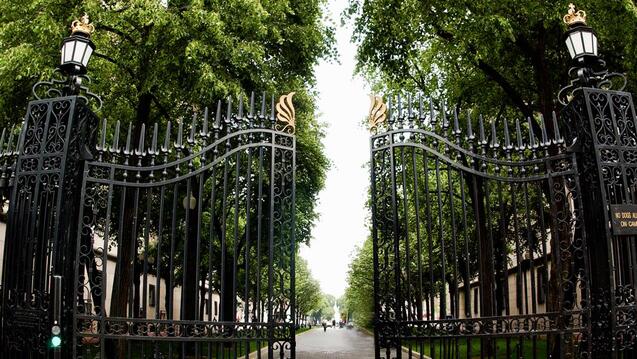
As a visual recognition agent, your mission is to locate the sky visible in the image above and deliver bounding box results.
[298,0,371,298]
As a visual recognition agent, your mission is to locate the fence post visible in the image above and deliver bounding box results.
[0,93,98,358]
[561,84,637,357]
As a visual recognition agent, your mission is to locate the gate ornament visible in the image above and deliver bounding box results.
[368,95,387,132]
[563,3,586,26]
[70,14,95,36]
[276,92,296,133]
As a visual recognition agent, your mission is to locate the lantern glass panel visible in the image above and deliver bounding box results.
[73,41,87,64]
[566,37,575,58]
[583,31,593,53]
[63,42,75,63]
[82,46,93,67]
[571,32,584,56]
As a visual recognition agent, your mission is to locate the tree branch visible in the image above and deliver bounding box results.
[93,52,136,79]
[430,23,533,118]
[97,24,137,44]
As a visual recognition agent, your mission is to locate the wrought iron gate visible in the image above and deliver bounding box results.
[1,88,297,359]
[369,95,592,358]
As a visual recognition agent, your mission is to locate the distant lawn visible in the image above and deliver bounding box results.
[405,337,548,358]
[79,327,310,358]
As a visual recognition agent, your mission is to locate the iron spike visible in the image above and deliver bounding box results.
[189,114,197,144]
[177,120,184,149]
[453,107,460,136]
[261,92,267,117]
[137,123,146,155]
[6,126,14,155]
[527,117,536,149]
[491,120,499,148]
[466,110,474,141]
[215,101,222,131]
[429,97,435,127]
[271,94,276,125]
[441,100,449,131]
[250,92,255,117]
[386,97,393,129]
[162,121,172,152]
[201,107,209,137]
[112,121,121,153]
[151,122,159,155]
[552,111,563,144]
[0,128,6,155]
[226,96,233,124]
[397,94,403,128]
[100,118,107,151]
[238,95,244,119]
[124,122,132,155]
[418,94,424,128]
[540,114,549,147]
[478,115,486,146]
[503,119,511,150]
[407,94,413,120]
[515,118,524,151]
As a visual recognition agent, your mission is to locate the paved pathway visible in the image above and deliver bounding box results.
[295,327,375,359]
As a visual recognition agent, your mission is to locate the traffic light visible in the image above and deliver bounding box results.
[49,324,62,349]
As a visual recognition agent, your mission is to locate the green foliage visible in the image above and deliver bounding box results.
[344,238,374,328]
[345,0,637,120]
[309,293,335,323]
[0,0,334,245]
[295,254,322,316]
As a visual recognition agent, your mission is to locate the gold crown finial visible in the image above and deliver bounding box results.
[71,14,95,36]
[563,3,587,26]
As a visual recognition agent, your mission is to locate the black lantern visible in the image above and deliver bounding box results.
[59,15,95,76]
[563,4,597,62]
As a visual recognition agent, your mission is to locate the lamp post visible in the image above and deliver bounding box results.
[563,4,598,63]
[59,14,96,95]
[558,3,626,105]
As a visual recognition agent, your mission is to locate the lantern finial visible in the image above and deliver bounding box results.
[71,14,95,36]
[563,4,587,26]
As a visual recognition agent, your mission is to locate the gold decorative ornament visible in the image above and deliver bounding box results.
[71,14,95,36]
[563,3,587,26]
[368,95,387,131]
[276,92,296,134]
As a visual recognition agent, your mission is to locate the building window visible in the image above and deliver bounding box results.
[149,284,156,307]
[473,288,479,315]
[537,266,547,304]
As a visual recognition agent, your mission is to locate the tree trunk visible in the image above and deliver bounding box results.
[107,93,153,359]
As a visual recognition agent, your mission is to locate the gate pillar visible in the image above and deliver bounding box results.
[0,93,98,358]
[561,83,637,356]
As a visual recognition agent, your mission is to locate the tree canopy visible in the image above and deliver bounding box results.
[345,0,637,121]
[0,0,334,244]
[343,238,374,328]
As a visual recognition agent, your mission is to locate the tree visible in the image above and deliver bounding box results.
[0,1,333,358]
[309,293,335,323]
[294,254,322,324]
[344,238,374,329]
[345,0,637,124]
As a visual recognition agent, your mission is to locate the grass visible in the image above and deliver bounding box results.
[78,327,311,358]
[405,337,548,358]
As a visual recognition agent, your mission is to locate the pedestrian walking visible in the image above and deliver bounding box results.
[322,322,327,332]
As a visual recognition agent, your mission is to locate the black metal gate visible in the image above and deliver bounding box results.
[1,86,297,359]
[369,95,592,358]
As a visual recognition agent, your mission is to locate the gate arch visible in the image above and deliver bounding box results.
[369,95,591,358]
